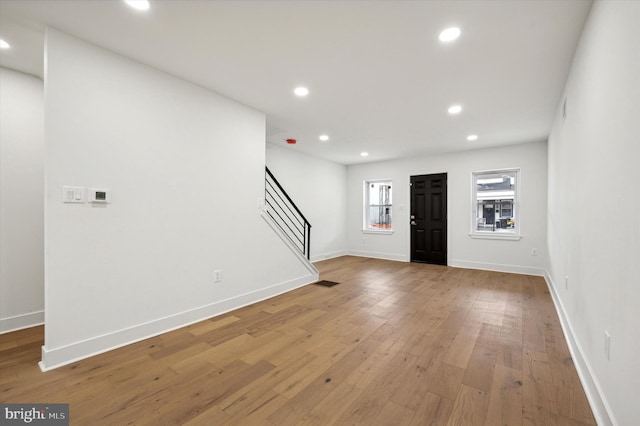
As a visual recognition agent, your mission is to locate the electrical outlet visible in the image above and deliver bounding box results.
[214,269,222,283]
[531,248,537,256]
[604,331,611,360]
[565,276,569,290]
[361,237,366,245]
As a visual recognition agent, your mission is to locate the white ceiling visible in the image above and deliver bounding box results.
[0,0,592,165]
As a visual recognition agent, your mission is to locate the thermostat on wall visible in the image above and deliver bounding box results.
[88,188,111,203]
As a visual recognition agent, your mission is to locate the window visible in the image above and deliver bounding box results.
[471,169,520,239]
[364,180,392,232]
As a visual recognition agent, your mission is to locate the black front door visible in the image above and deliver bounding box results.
[410,173,447,265]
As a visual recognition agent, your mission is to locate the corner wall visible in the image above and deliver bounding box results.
[266,144,348,261]
[0,67,44,333]
[42,29,315,369]
[546,1,640,424]
[346,141,548,275]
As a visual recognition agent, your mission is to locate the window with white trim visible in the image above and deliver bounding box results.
[471,169,520,238]
[364,180,392,231]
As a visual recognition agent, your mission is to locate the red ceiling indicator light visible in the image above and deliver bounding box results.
[286,139,297,145]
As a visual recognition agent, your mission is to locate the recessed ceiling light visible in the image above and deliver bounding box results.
[439,27,461,42]
[124,0,150,11]
[0,39,10,49]
[319,135,329,142]
[294,87,309,97]
[448,105,462,114]
[467,134,479,141]
[360,152,369,157]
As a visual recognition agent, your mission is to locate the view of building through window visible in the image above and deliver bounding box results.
[473,169,519,234]
[365,180,392,230]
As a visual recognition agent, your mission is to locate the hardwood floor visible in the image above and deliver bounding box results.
[1,256,595,425]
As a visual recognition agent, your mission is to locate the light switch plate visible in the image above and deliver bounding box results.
[63,186,85,203]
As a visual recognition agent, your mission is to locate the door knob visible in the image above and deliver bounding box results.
[410,221,417,225]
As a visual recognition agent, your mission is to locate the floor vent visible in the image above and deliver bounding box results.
[314,280,340,287]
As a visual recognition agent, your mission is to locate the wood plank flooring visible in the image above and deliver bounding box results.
[0,256,596,425]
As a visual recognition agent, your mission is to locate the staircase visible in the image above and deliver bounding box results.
[264,167,312,260]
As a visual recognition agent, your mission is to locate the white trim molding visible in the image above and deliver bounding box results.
[468,233,522,241]
[361,230,394,235]
[450,259,544,276]
[544,271,616,426]
[310,250,348,263]
[347,250,408,263]
[0,310,44,334]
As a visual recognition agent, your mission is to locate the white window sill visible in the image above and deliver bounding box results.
[362,229,394,235]
[469,232,521,241]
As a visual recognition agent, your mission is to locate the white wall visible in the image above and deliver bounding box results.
[42,28,315,369]
[546,2,640,425]
[0,67,44,333]
[347,141,548,275]
[266,144,348,261]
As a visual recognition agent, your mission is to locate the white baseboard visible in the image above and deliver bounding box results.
[39,273,317,371]
[450,259,544,276]
[0,310,44,334]
[347,250,408,263]
[544,271,615,426]
[310,250,348,263]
